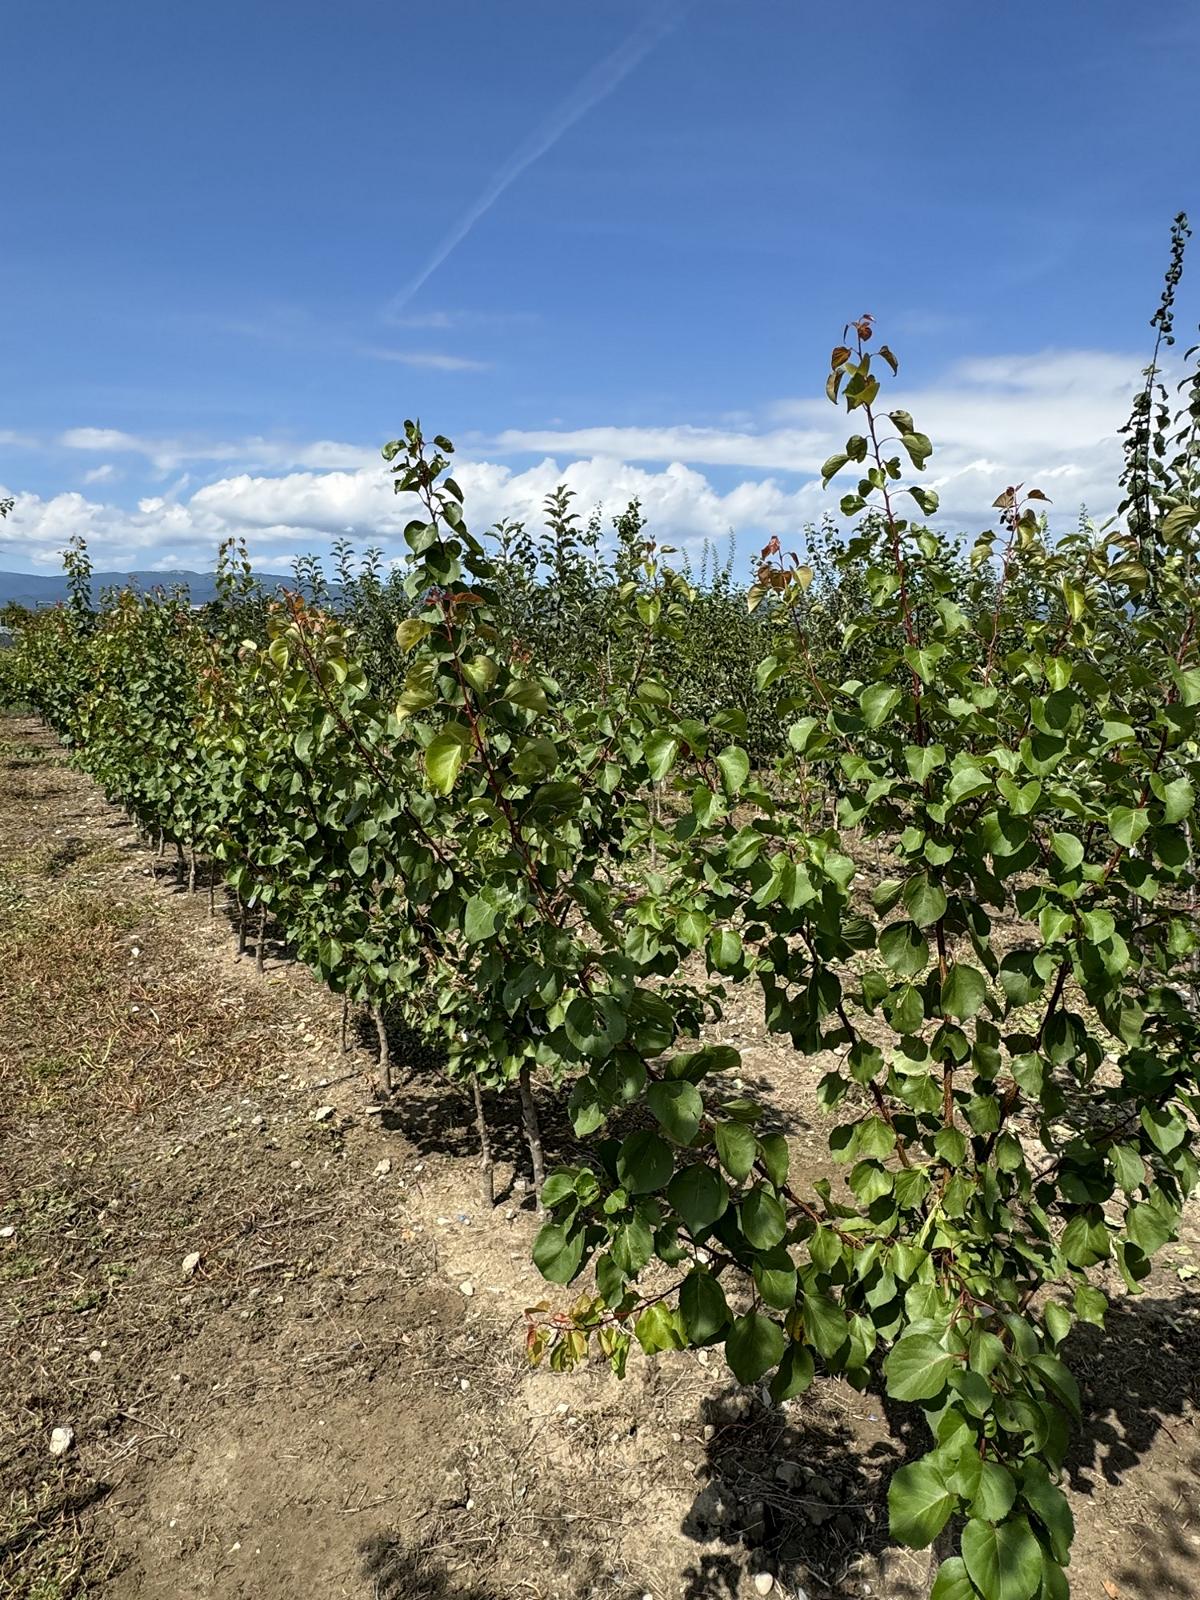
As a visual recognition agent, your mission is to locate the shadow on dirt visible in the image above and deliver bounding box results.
[359,1536,504,1600]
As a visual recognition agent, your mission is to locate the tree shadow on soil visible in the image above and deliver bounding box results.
[1066,1290,1200,1598]
[676,1291,1200,1600]
[359,1536,504,1600]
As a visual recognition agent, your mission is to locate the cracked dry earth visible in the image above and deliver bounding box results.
[1,712,1199,1600]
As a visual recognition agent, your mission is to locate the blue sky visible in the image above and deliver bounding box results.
[2,0,1197,574]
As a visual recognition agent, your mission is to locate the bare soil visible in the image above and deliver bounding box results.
[2,714,1198,1600]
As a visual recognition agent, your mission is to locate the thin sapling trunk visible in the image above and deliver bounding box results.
[518,1064,545,1211]
[372,1004,392,1094]
[471,1073,495,1207]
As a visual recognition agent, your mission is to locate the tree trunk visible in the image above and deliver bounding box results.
[237,894,247,957]
[256,906,267,974]
[373,1004,392,1094]
[157,832,166,858]
[471,1073,495,1207]
[175,840,185,873]
[340,993,350,1054]
[187,846,196,894]
[518,1064,545,1211]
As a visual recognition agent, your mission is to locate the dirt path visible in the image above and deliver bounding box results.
[2,714,1198,1600]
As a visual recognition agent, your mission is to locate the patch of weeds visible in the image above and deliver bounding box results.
[0,1251,42,1283]
[0,890,150,1106]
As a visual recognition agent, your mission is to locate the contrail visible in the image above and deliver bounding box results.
[388,1,687,318]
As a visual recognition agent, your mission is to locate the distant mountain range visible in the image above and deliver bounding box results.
[0,569,254,608]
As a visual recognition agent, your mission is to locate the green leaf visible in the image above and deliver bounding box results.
[929,1558,976,1600]
[462,655,499,694]
[616,1131,674,1194]
[396,616,432,650]
[998,950,1043,1007]
[463,893,498,943]
[714,1120,757,1182]
[716,745,751,795]
[676,908,709,947]
[905,742,946,783]
[971,1460,1017,1522]
[753,1250,798,1310]
[888,1457,956,1548]
[904,873,948,928]
[425,723,473,793]
[1019,1461,1074,1564]
[740,1185,788,1249]
[880,920,931,978]
[1160,775,1194,823]
[1140,1104,1187,1153]
[568,1077,606,1137]
[1109,1142,1145,1193]
[961,1516,1044,1600]
[532,1222,586,1285]
[769,1342,815,1401]
[611,1215,654,1276]
[667,1163,729,1233]
[348,844,369,877]
[941,962,988,1021]
[788,716,821,754]
[860,682,903,729]
[1050,831,1084,871]
[645,730,680,782]
[1126,1197,1175,1255]
[757,1130,790,1188]
[1030,1354,1081,1420]
[679,1269,729,1343]
[1061,1207,1109,1267]
[1108,805,1148,847]
[646,1079,704,1144]
[1074,1283,1107,1326]
[635,1302,683,1354]
[1043,1300,1071,1347]
[855,1115,896,1159]
[539,1170,580,1210]
[908,484,940,516]
[508,679,548,713]
[725,1311,785,1384]
[884,1333,954,1401]
[709,927,743,972]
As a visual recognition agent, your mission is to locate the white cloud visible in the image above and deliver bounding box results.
[1,346,1149,575]
[492,424,830,472]
[83,463,118,485]
[56,429,376,474]
[364,349,491,372]
[385,309,539,332]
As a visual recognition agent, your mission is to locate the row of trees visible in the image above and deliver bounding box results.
[5,227,1200,1597]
